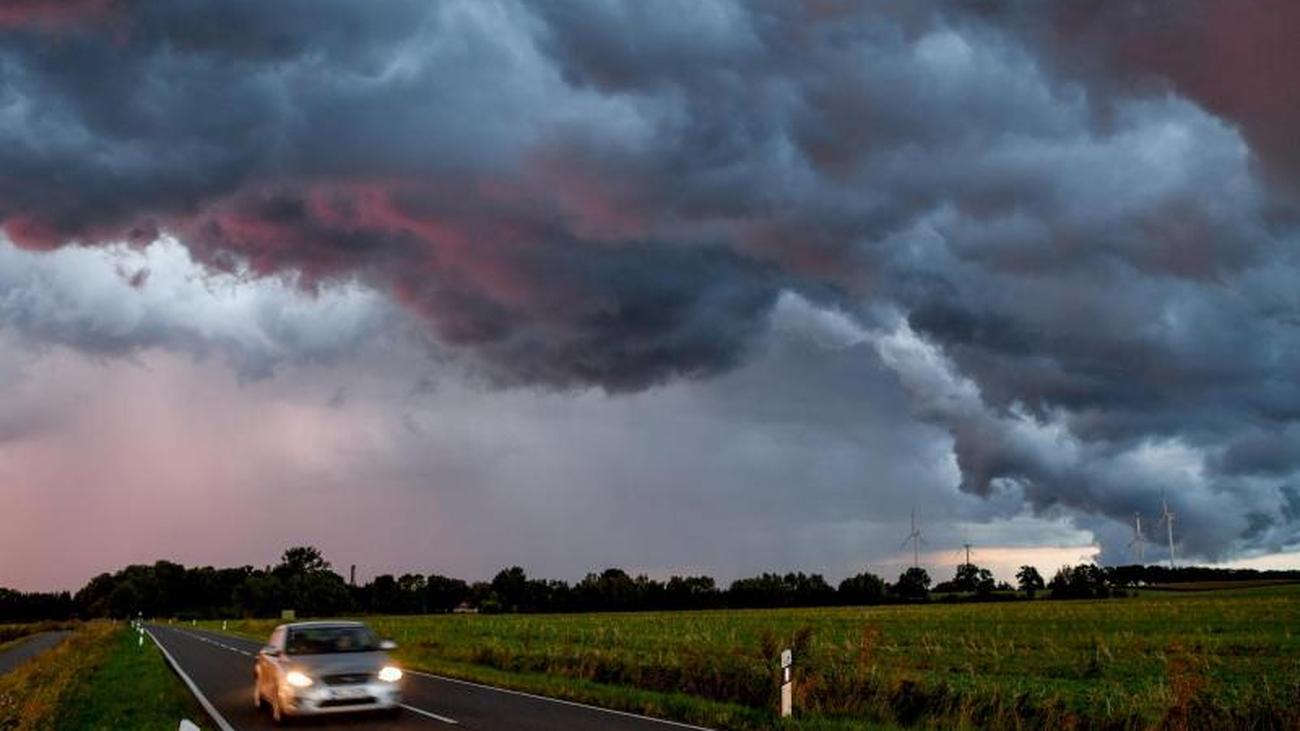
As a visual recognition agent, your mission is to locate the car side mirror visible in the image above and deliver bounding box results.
[379,640,397,650]
[261,646,280,657]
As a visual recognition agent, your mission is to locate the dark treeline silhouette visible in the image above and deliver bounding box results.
[2,548,1298,622]
[0,588,75,622]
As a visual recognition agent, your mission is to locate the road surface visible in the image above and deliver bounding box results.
[0,631,70,675]
[148,625,713,731]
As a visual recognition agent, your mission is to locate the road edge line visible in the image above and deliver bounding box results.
[145,627,238,731]
[405,670,716,730]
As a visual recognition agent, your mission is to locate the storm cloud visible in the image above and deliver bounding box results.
[2,1,1300,565]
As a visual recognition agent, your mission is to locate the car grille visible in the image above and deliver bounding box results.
[322,672,374,686]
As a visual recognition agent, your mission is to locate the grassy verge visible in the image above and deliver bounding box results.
[0,622,205,731]
[55,625,206,731]
[0,622,111,730]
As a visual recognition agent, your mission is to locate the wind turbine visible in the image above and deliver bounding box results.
[901,509,927,569]
[1158,492,1176,569]
[953,529,975,567]
[1127,512,1146,564]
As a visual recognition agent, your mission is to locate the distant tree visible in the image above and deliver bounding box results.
[951,563,996,596]
[575,569,639,611]
[271,546,351,616]
[1048,564,1112,599]
[1016,565,1045,598]
[276,546,331,576]
[491,567,530,612]
[397,573,428,613]
[423,575,469,613]
[892,567,931,601]
[107,581,141,619]
[663,576,720,610]
[838,570,886,605]
[369,575,400,613]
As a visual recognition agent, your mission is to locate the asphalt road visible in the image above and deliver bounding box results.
[0,631,70,675]
[148,625,713,731]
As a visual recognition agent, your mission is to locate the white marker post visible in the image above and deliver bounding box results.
[222,620,227,631]
[779,649,793,718]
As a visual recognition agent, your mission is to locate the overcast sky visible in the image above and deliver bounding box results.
[3,1,1300,591]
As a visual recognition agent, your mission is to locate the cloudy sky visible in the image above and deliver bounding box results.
[3,1,1300,591]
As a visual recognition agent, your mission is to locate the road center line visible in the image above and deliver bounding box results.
[401,703,459,724]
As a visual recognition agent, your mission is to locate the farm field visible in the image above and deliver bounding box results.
[204,583,1300,730]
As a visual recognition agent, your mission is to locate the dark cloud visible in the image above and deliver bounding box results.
[3,1,1300,562]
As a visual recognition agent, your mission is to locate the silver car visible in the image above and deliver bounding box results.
[254,620,403,723]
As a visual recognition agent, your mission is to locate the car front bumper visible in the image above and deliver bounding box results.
[281,681,401,716]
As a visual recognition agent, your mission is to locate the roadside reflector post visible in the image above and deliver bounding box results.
[779,648,793,718]
[222,620,227,631]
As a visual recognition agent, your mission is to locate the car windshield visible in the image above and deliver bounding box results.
[285,626,380,655]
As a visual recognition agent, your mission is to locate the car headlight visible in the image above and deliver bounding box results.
[378,666,403,683]
[285,670,313,688]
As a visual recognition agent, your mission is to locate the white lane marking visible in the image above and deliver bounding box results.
[406,670,716,730]
[401,703,459,724]
[172,627,459,726]
[145,628,237,731]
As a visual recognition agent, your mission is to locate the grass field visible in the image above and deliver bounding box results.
[206,584,1300,730]
[0,622,205,731]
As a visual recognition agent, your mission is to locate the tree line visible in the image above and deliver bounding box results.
[3,547,1298,622]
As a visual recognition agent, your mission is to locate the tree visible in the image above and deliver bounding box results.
[107,581,141,619]
[1016,565,1045,598]
[950,563,997,596]
[424,575,470,613]
[271,546,351,616]
[491,567,530,612]
[276,546,331,576]
[838,570,886,605]
[892,567,931,600]
[1048,564,1112,599]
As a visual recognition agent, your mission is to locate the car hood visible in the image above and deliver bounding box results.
[286,650,392,676]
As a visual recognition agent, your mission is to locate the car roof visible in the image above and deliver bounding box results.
[276,620,366,630]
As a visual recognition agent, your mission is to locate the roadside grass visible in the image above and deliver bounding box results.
[55,625,206,731]
[0,622,110,730]
[0,622,205,731]
[203,584,1300,730]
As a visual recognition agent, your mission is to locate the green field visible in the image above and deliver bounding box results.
[206,585,1300,730]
